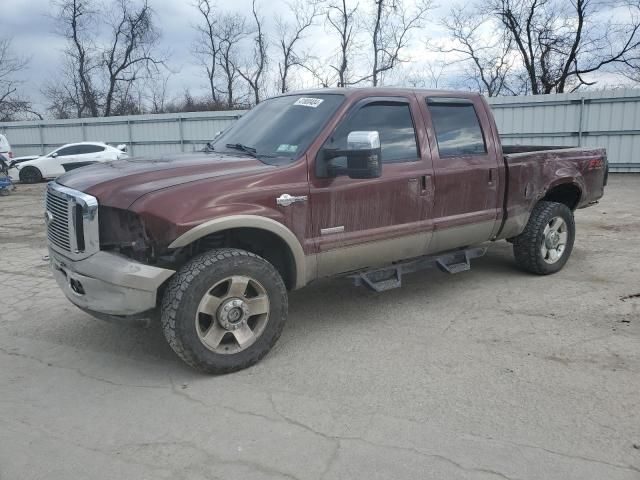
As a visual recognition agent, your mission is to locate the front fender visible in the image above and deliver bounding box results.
[167,213,307,290]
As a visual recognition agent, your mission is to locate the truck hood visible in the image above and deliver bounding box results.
[56,152,274,209]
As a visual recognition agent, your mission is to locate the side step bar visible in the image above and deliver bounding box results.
[348,246,487,293]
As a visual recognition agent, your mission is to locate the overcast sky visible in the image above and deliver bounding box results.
[2,0,634,115]
[2,0,454,112]
[4,0,252,107]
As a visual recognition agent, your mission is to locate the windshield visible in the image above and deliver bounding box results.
[213,94,344,165]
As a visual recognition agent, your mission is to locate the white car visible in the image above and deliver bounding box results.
[8,142,129,183]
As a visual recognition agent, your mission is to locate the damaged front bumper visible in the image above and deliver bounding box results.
[49,248,174,323]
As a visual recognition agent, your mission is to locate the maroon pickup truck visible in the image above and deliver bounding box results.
[46,88,607,373]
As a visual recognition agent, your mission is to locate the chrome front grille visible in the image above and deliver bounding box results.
[46,188,72,252]
[45,183,99,259]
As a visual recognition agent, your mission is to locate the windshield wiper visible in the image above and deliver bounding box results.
[202,142,215,152]
[225,143,258,158]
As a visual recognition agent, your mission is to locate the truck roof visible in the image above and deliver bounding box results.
[281,87,482,99]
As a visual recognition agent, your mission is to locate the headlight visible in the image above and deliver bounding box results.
[99,206,152,262]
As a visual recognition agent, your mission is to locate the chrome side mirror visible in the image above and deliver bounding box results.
[345,130,382,179]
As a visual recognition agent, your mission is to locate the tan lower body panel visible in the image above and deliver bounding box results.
[426,220,497,254]
[312,220,498,280]
[316,232,431,278]
[497,212,529,240]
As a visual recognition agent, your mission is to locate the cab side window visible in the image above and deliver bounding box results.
[427,99,487,157]
[326,102,419,164]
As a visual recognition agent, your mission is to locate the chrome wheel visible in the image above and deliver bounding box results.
[195,275,270,354]
[541,216,568,264]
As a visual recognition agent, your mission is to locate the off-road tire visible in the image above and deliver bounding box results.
[19,166,43,184]
[513,201,575,275]
[161,248,288,374]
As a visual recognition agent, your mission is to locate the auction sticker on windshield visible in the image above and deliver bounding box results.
[293,97,324,108]
[276,144,298,153]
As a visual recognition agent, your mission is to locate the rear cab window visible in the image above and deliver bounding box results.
[426,98,487,158]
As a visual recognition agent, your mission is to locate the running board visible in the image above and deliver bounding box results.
[348,247,487,293]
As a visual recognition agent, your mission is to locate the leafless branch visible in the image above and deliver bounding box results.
[0,38,41,120]
[368,0,433,86]
[275,0,323,93]
[235,0,267,105]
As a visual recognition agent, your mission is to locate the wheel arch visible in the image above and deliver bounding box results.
[168,215,307,290]
[541,180,583,210]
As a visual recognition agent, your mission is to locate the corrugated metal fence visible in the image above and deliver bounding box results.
[0,110,243,158]
[2,89,640,172]
[489,89,640,172]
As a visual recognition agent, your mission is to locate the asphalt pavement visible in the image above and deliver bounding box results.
[1,176,639,480]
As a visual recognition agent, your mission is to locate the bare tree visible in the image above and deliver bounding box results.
[326,0,359,87]
[439,5,516,96]
[275,0,323,93]
[215,13,248,107]
[102,0,164,116]
[51,0,165,117]
[368,0,432,86]
[146,73,171,113]
[492,0,640,94]
[299,58,335,88]
[54,0,100,116]
[193,0,220,102]
[0,38,41,120]
[405,61,449,89]
[235,0,268,105]
[43,57,86,118]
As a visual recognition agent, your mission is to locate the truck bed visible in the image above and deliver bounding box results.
[498,145,607,240]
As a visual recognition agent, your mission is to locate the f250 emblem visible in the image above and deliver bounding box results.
[45,210,54,225]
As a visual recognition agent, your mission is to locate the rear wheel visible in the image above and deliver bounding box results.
[19,166,42,184]
[161,248,288,374]
[513,201,575,275]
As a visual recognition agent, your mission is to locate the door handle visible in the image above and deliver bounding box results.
[419,175,430,195]
[488,168,497,185]
[409,176,430,196]
[276,193,308,207]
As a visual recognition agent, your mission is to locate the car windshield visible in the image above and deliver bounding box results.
[213,94,345,165]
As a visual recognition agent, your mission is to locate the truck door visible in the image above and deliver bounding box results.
[420,96,501,253]
[308,95,434,277]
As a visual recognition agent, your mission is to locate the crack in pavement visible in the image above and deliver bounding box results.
[0,347,168,390]
[4,346,639,478]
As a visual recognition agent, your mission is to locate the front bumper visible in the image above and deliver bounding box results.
[49,248,175,318]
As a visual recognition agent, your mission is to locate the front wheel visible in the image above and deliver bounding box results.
[513,201,575,275]
[19,166,43,184]
[161,248,288,374]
